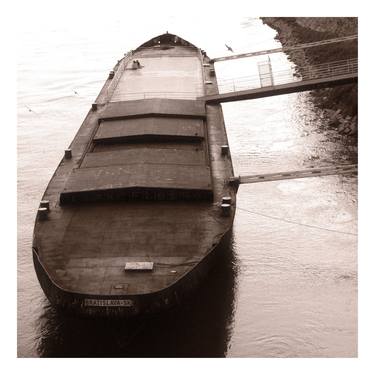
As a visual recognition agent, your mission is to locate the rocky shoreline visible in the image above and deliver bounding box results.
[261,17,357,147]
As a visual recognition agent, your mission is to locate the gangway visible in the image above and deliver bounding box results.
[229,164,357,186]
[201,58,357,104]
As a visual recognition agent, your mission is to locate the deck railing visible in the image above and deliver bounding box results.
[95,51,134,104]
[109,91,199,102]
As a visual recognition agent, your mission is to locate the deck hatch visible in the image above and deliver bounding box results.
[94,117,204,143]
[60,164,213,204]
[81,147,206,168]
[99,98,206,121]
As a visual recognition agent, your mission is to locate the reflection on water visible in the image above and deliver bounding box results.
[18,16,357,357]
[35,237,238,358]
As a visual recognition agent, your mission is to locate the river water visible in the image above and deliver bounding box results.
[17,14,357,357]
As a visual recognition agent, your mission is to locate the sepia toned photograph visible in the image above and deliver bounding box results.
[14,1,365,366]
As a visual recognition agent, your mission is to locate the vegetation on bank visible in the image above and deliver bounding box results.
[261,17,358,139]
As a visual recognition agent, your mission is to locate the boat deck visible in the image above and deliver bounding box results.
[111,46,204,101]
[39,201,226,295]
[33,35,236,300]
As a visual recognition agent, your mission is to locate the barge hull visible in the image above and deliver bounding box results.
[32,33,237,317]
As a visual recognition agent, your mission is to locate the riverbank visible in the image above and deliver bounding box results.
[262,17,358,145]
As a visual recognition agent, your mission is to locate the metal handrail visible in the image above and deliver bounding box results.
[104,51,133,103]
[213,35,358,63]
[219,58,357,84]
[218,58,358,93]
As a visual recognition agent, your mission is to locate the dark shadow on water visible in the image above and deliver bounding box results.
[36,234,239,357]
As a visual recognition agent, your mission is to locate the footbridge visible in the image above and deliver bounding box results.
[200,58,357,104]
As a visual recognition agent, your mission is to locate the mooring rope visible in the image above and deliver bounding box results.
[237,206,357,236]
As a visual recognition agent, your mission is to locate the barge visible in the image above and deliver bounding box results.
[32,33,237,317]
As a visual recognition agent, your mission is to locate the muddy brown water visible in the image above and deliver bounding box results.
[17,16,357,357]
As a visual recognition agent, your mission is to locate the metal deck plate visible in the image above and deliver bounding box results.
[124,262,154,271]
